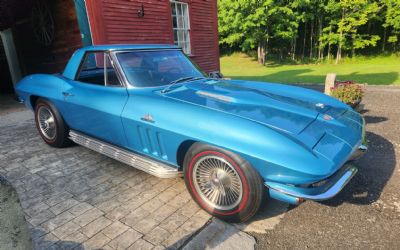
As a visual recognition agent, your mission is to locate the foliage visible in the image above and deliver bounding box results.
[218,0,400,63]
[330,81,365,105]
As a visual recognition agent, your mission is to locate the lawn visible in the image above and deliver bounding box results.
[220,53,400,85]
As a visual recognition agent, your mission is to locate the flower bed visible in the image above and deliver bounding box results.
[331,80,365,108]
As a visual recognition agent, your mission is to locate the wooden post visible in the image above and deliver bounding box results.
[0,29,22,86]
[324,73,336,95]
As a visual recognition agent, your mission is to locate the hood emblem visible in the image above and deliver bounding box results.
[323,114,334,121]
[316,103,325,108]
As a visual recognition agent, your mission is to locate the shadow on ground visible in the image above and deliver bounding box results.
[30,228,84,250]
[0,176,32,250]
[0,176,83,250]
[321,130,396,207]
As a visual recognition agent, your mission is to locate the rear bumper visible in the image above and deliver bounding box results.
[265,164,358,202]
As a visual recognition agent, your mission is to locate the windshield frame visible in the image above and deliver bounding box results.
[110,48,206,89]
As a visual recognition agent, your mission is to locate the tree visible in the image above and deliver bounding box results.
[218,0,398,63]
[218,0,298,64]
[381,0,400,51]
[332,0,380,63]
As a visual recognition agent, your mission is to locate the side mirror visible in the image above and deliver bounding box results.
[208,71,224,79]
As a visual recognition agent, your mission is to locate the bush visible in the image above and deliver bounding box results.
[331,81,365,107]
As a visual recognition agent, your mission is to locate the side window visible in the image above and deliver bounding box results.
[76,51,121,87]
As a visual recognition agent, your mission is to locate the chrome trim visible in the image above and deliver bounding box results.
[266,165,358,201]
[192,155,243,210]
[37,106,56,140]
[349,143,368,161]
[140,114,155,123]
[196,91,234,103]
[69,130,182,178]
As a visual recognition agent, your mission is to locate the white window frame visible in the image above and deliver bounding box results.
[170,0,191,55]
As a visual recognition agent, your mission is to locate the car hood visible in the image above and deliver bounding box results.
[162,79,334,135]
[160,79,363,171]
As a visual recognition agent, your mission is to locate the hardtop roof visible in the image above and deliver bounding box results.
[63,44,180,79]
[80,44,179,51]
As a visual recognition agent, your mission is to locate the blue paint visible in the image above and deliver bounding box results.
[15,45,366,204]
[73,0,93,46]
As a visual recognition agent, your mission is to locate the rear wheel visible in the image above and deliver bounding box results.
[183,143,264,222]
[34,98,71,148]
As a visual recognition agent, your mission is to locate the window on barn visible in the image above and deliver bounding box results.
[170,1,191,54]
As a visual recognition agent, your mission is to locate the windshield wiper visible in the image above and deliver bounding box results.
[161,76,204,94]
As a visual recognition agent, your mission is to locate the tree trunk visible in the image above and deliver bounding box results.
[302,21,307,60]
[336,10,345,64]
[327,42,331,60]
[336,30,343,64]
[265,36,269,62]
[318,17,323,60]
[292,36,297,60]
[327,25,332,60]
[382,27,387,52]
[309,19,314,59]
[257,41,266,65]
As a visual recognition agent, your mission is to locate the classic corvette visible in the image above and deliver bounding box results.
[15,44,367,222]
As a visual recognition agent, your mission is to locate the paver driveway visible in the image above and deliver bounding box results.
[0,110,211,249]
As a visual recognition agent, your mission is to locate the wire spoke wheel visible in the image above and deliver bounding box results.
[37,106,56,140]
[193,155,243,210]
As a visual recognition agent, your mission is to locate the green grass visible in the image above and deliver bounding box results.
[220,53,400,85]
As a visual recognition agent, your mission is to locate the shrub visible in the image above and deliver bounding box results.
[330,81,365,107]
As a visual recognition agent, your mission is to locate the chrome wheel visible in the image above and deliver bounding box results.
[37,105,56,140]
[193,155,243,210]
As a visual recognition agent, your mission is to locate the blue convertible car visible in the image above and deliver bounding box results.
[16,45,367,222]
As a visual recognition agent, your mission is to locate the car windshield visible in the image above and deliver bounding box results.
[116,50,205,87]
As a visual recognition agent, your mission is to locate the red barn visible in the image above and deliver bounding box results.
[0,0,220,94]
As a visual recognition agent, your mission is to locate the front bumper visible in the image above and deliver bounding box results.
[266,116,367,204]
[265,164,358,202]
[348,143,368,161]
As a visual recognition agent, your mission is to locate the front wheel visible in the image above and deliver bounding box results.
[183,143,264,222]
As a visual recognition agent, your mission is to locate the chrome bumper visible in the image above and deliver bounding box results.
[348,143,368,161]
[265,164,358,201]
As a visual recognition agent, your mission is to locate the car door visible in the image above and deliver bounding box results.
[62,51,129,147]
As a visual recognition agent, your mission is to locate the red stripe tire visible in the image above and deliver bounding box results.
[34,98,71,148]
[183,142,264,222]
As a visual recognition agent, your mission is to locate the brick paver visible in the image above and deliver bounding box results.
[0,110,211,249]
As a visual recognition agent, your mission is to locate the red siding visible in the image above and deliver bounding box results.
[188,0,220,72]
[85,0,219,73]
